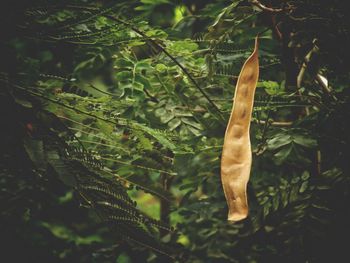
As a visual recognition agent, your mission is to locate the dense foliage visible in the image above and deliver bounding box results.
[1,0,349,262]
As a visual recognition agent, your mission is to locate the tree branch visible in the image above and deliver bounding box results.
[256,119,293,127]
[251,0,283,13]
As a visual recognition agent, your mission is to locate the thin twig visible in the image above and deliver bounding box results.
[251,0,283,13]
[256,120,293,127]
[296,41,320,115]
[315,74,337,101]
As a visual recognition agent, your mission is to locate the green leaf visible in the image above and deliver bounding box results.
[299,181,308,193]
[267,133,292,150]
[46,150,77,187]
[116,71,133,81]
[209,2,240,29]
[258,80,284,95]
[181,118,203,130]
[23,138,46,169]
[274,144,293,164]
[115,58,134,69]
[170,40,198,53]
[168,118,181,131]
[293,134,317,148]
[155,63,167,72]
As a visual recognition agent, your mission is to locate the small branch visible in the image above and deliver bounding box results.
[297,42,319,89]
[89,84,117,97]
[256,120,293,127]
[316,150,321,175]
[315,74,329,93]
[296,40,320,115]
[315,74,338,101]
[143,87,159,103]
[261,110,271,137]
[160,173,173,237]
[271,16,282,40]
[251,0,283,13]
[255,110,271,155]
[297,39,322,93]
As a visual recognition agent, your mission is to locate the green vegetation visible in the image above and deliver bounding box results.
[1,0,349,262]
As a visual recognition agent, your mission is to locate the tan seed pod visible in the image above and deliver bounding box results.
[221,37,259,222]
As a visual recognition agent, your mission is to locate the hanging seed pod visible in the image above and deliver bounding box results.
[221,37,259,222]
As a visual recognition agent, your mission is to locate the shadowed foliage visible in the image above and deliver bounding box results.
[1,0,349,262]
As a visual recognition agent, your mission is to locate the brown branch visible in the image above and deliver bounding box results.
[297,42,319,89]
[271,15,282,40]
[315,74,329,93]
[296,40,320,115]
[315,74,338,101]
[251,0,283,13]
[316,150,322,175]
[256,120,293,127]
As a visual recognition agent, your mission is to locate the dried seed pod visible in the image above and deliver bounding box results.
[221,37,259,222]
